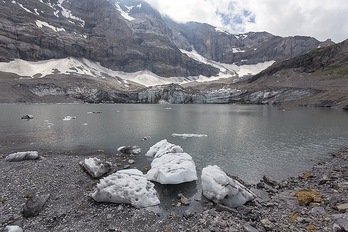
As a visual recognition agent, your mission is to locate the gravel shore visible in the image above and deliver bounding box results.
[1,148,348,232]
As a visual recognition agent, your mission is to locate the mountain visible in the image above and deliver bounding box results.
[1,0,344,107]
[0,0,333,79]
[245,39,348,109]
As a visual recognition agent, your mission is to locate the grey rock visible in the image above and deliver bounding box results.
[22,194,50,218]
[310,206,326,215]
[243,223,259,232]
[21,114,33,120]
[260,219,274,231]
[336,214,348,230]
[263,175,279,187]
[337,203,348,212]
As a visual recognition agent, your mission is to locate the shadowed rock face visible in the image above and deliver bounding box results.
[0,0,219,77]
[0,0,333,78]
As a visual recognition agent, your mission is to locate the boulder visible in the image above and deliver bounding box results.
[79,158,111,178]
[5,151,39,162]
[22,194,50,218]
[145,140,197,184]
[201,165,256,208]
[91,169,160,208]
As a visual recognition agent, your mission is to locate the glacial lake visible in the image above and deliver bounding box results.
[1,104,348,184]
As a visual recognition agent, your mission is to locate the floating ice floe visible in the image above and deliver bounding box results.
[145,140,197,184]
[91,169,160,208]
[79,158,111,178]
[5,151,39,162]
[201,165,256,208]
[172,133,208,139]
[117,146,141,155]
[62,116,77,121]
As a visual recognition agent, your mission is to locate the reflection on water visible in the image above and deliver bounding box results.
[0,104,348,185]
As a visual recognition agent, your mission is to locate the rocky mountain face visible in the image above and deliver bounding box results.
[0,0,333,78]
[245,39,348,109]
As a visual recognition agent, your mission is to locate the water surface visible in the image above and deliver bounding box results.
[1,104,347,184]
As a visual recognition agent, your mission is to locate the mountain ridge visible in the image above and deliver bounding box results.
[0,0,334,79]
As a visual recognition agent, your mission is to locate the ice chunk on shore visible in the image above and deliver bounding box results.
[117,146,141,155]
[145,139,183,158]
[91,169,160,208]
[5,151,39,162]
[145,140,197,184]
[147,152,198,184]
[172,133,208,139]
[79,158,111,178]
[202,165,256,208]
[4,225,23,232]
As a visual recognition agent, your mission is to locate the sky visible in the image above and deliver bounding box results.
[143,0,348,43]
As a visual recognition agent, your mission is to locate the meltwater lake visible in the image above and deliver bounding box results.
[1,104,348,183]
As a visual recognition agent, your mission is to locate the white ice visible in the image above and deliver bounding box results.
[172,133,207,139]
[91,169,160,208]
[5,151,39,162]
[201,165,256,208]
[145,140,197,184]
[4,225,23,232]
[145,139,183,158]
[146,152,198,185]
[62,116,76,120]
[79,157,111,178]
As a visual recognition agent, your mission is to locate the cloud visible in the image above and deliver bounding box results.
[144,0,348,42]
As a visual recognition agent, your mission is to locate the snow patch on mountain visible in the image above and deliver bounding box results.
[180,48,274,78]
[36,20,66,32]
[57,0,85,26]
[0,57,274,87]
[115,2,135,21]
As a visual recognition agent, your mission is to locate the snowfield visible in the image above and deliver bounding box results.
[0,55,274,87]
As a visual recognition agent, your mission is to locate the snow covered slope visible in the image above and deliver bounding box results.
[0,56,274,87]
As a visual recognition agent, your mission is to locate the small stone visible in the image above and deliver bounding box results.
[256,182,265,189]
[261,219,274,230]
[336,203,348,212]
[302,173,314,179]
[319,175,331,185]
[123,165,130,169]
[107,214,113,219]
[306,224,318,231]
[128,159,135,164]
[289,212,298,223]
[263,175,279,186]
[335,214,348,230]
[117,205,124,211]
[243,223,259,232]
[310,207,326,215]
[180,196,190,206]
[183,210,193,218]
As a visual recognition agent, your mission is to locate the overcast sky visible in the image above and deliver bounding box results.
[144,0,348,43]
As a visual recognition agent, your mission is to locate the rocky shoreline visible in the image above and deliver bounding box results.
[1,148,348,231]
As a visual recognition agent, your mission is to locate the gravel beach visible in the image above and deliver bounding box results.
[1,148,348,232]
